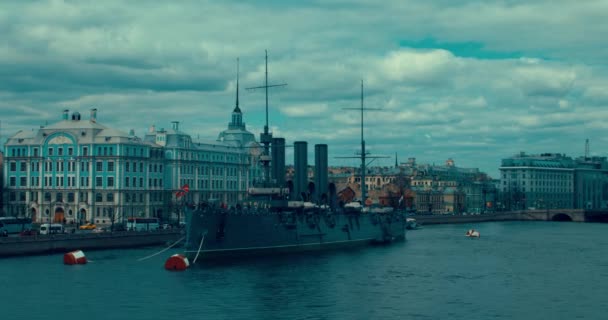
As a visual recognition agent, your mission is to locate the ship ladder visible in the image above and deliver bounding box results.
[193,231,207,264]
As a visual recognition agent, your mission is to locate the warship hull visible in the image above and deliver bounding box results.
[184,208,406,261]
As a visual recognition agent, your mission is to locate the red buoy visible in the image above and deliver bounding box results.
[64,250,88,265]
[165,254,190,271]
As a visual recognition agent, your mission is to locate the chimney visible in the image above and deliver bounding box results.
[271,138,286,186]
[314,144,328,203]
[90,108,98,123]
[62,109,69,120]
[172,121,180,131]
[293,141,308,201]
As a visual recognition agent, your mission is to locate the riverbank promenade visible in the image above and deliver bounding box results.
[0,230,182,257]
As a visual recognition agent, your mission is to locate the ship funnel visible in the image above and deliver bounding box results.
[293,141,308,201]
[314,144,328,203]
[272,137,286,187]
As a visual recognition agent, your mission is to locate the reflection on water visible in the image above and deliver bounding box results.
[2,221,608,319]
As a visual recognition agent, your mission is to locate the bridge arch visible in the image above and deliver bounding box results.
[551,213,573,222]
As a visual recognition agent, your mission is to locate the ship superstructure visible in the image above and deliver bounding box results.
[184,52,405,262]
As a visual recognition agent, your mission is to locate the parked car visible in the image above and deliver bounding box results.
[79,223,96,230]
[19,229,37,236]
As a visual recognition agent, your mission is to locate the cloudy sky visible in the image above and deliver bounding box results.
[2,0,607,177]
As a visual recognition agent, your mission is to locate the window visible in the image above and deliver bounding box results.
[19,177,26,187]
[10,176,16,186]
[139,178,143,187]
[107,193,114,202]
[10,162,16,171]
[34,148,39,156]
[48,148,54,156]
[139,163,143,172]
[96,193,103,202]
[125,177,130,187]
[107,177,114,187]
[96,161,103,171]
[56,193,63,203]
[108,161,114,172]
[96,177,103,187]
[83,147,88,156]
[126,162,130,172]
[68,193,74,202]
[68,147,73,156]
[45,192,51,202]
[58,147,63,156]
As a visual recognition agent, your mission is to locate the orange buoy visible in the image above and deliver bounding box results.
[164,254,190,271]
[64,250,88,265]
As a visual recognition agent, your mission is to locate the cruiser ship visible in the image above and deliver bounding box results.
[183,52,405,262]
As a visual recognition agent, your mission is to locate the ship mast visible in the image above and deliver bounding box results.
[246,50,287,185]
[340,80,385,204]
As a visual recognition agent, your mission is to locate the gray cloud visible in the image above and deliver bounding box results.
[1,0,608,177]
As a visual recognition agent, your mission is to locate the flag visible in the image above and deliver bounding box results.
[176,184,190,199]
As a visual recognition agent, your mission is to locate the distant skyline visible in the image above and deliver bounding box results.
[1,0,607,178]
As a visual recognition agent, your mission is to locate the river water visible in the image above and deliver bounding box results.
[1,221,607,319]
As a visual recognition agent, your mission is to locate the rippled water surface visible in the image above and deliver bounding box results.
[2,221,607,319]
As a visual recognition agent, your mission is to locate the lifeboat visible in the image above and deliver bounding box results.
[465,229,480,238]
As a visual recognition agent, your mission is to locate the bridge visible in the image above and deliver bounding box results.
[413,209,608,225]
[516,209,608,223]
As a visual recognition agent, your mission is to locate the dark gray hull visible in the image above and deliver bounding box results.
[184,208,406,261]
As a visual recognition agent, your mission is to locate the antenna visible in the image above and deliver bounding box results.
[337,80,388,204]
[585,138,590,159]
[246,50,287,185]
[236,57,240,110]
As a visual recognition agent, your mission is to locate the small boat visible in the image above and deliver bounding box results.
[465,229,480,238]
[406,218,420,230]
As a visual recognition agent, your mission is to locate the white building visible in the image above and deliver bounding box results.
[3,102,262,225]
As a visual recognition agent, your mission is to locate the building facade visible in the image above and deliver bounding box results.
[499,152,608,210]
[2,106,261,225]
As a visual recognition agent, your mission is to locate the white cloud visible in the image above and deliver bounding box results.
[280,103,328,117]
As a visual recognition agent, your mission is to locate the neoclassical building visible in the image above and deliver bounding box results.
[499,152,608,210]
[3,103,261,225]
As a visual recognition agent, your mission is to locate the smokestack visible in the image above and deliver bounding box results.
[314,144,328,203]
[293,141,308,201]
[90,108,97,123]
[272,137,286,187]
[62,109,69,120]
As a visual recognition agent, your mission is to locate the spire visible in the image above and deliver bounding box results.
[233,58,241,114]
[395,152,398,167]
